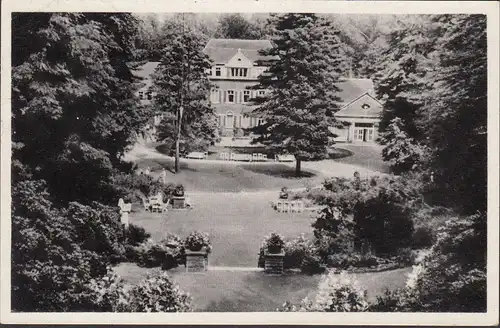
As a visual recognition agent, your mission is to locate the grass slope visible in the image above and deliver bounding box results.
[113,263,411,312]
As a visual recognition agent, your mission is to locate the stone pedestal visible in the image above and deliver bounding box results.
[171,196,186,209]
[264,251,285,275]
[185,250,208,273]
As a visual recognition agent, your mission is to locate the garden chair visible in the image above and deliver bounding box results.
[262,154,267,161]
[290,201,298,213]
[252,153,258,161]
[296,200,304,213]
[276,200,284,212]
[282,201,291,213]
[142,198,151,212]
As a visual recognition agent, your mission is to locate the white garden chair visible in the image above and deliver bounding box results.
[142,198,151,212]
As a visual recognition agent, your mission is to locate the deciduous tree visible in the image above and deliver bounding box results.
[152,30,217,172]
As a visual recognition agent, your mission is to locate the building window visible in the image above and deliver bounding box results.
[258,90,265,96]
[211,89,219,103]
[138,91,144,99]
[227,90,235,103]
[230,68,248,77]
[215,67,221,76]
[243,90,250,103]
[146,91,153,100]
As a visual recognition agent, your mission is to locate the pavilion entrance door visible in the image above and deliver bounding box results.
[354,123,374,142]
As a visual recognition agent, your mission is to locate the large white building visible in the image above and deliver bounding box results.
[135,38,383,143]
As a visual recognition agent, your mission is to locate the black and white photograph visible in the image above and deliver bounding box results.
[1,0,498,325]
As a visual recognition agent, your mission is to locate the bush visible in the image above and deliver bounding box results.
[411,226,435,249]
[300,253,326,274]
[125,224,151,247]
[279,271,369,312]
[326,253,380,269]
[353,189,415,256]
[110,172,179,202]
[395,248,417,266]
[370,213,486,312]
[125,273,192,312]
[133,235,184,269]
[283,234,311,269]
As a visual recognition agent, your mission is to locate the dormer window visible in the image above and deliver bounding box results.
[230,68,248,77]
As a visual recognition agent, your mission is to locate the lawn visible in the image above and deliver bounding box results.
[332,144,390,173]
[129,192,317,267]
[134,157,325,192]
[113,263,411,312]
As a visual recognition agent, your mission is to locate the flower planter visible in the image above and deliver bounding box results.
[185,248,208,273]
[171,196,186,209]
[264,250,285,275]
[267,246,283,254]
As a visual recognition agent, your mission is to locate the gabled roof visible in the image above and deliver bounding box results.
[203,39,276,64]
[334,92,383,118]
[335,78,375,104]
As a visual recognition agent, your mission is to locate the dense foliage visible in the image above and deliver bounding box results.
[12,180,122,311]
[12,13,151,206]
[126,273,193,312]
[10,13,193,312]
[375,15,487,214]
[279,272,369,312]
[249,13,346,176]
[313,176,420,259]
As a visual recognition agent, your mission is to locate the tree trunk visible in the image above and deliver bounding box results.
[174,134,180,173]
[295,159,301,177]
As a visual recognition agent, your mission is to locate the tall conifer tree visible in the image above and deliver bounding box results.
[250,13,345,176]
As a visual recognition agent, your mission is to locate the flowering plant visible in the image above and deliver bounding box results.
[279,271,369,312]
[262,232,285,253]
[184,231,211,252]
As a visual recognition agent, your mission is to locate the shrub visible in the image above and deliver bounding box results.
[353,190,415,256]
[133,235,184,269]
[110,172,179,203]
[184,231,211,252]
[371,213,486,312]
[233,127,244,138]
[326,253,381,269]
[395,248,417,266]
[300,253,326,274]
[125,273,192,312]
[411,226,435,249]
[125,224,151,247]
[313,208,356,261]
[279,271,369,312]
[283,234,311,269]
